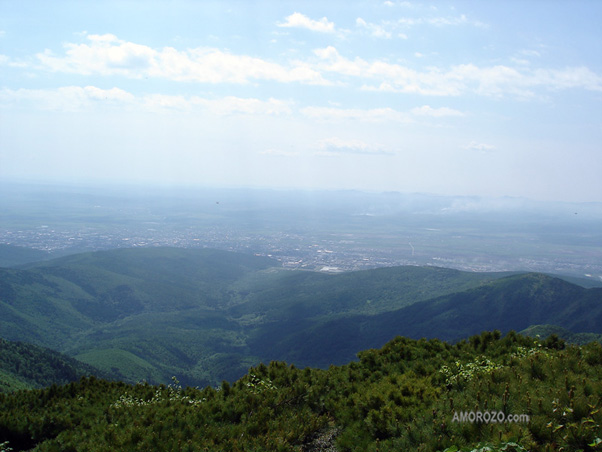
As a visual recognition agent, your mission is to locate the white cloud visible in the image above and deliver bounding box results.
[140,94,191,112]
[397,17,419,26]
[0,54,30,69]
[532,66,602,92]
[511,49,543,66]
[396,14,487,28]
[0,86,294,116]
[259,149,301,157]
[18,34,602,98]
[0,86,135,111]
[315,46,463,96]
[511,57,531,66]
[141,94,293,115]
[278,12,336,33]
[316,137,393,156]
[35,33,329,85]
[520,49,542,58]
[410,105,464,117]
[36,34,155,75]
[428,14,468,26]
[356,18,392,39]
[448,64,530,97]
[190,96,293,116]
[315,46,405,79]
[464,141,496,152]
[301,106,411,123]
[383,2,415,9]
[446,64,602,97]
[314,47,602,97]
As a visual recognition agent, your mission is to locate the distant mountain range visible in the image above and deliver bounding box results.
[1,246,600,387]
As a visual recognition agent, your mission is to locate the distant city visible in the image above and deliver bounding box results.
[1,184,601,280]
[2,215,601,280]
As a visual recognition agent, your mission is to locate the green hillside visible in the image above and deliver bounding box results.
[0,247,276,344]
[0,332,600,452]
[0,338,108,393]
[520,324,602,345]
[0,244,52,268]
[246,273,602,368]
[228,264,510,319]
[1,247,601,387]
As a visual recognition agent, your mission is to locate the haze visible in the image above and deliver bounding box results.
[1,1,601,202]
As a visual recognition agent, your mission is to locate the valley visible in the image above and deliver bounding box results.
[1,186,601,452]
[1,246,601,389]
[2,1,601,448]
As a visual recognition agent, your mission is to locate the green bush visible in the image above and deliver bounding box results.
[0,332,600,451]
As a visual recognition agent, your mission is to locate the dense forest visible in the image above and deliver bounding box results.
[2,247,601,388]
[0,338,110,393]
[1,248,601,450]
[1,331,601,451]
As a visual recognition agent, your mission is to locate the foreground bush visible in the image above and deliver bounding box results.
[1,332,601,451]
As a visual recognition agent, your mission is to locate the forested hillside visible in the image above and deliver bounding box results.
[264,273,602,368]
[520,324,602,345]
[0,245,52,268]
[1,332,601,451]
[0,338,107,393]
[1,247,601,387]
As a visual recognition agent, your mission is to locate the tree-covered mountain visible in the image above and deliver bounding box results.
[1,247,600,387]
[256,272,602,368]
[0,338,108,393]
[0,332,600,452]
[520,324,602,345]
[0,244,52,268]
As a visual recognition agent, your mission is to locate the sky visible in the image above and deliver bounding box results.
[1,0,601,202]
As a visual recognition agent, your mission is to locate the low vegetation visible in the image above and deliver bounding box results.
[1,331,601,451]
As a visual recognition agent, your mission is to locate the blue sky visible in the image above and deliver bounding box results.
[1,0,601,201]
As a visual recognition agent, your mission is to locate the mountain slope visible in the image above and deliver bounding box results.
[0,338,109,392]
[0,247,277,347]
[22,246,278,312]
[1,247,600,386]
[0,244,52,268]
[228,264,512,319]
[0,332,600,452]
[388,273,602,338]
[520,324,602,344]
[249,273,602,367]
[1,247,280,386]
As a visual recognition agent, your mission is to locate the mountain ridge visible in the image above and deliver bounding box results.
[1,246,600,386]
[0,337,110,392]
